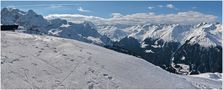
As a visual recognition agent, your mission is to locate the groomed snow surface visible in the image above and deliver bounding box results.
[1,31,222,89]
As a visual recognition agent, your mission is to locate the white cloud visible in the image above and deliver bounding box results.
[166,4,175,9]
[148,6,154,10]
[111,13,123,18]
[77,7,91,13]
[45,14,105,24]
[158,4,178,10]
[45,11,217,25]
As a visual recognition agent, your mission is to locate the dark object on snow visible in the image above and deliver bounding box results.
[1,25,19,31]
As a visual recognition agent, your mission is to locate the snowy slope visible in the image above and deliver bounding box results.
[1,31,222,89]
[191,73,222,81]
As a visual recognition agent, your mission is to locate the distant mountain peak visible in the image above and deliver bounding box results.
[27,9,37,15]
[1,8,112,46]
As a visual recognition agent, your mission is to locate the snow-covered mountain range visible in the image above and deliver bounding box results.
[2,8,221,47]
[97,22,222,47]
[1,31,222,89]
[96,22,222,75]
[1,8,112,46]
[1,8,222,75]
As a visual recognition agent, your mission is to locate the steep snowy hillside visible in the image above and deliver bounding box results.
[1,31,221,89]
[191,73,222,81]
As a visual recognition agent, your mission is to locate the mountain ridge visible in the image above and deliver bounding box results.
[1,8,113,46]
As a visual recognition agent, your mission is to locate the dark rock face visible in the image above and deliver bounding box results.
[105,37,222,75]
[48,19,67,29]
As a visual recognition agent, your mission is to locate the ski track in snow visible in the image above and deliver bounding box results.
[1,31,222,89]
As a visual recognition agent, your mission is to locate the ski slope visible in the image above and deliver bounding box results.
[1,31,222,89]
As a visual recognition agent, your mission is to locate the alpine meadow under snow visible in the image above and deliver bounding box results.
[1,3,222,89]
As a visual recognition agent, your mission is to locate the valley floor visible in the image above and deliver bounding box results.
[1,31,222,89]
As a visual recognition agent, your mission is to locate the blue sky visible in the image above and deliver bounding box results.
[1,1,222,22]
